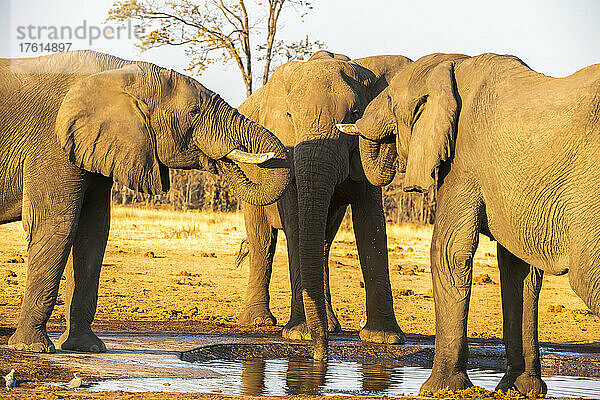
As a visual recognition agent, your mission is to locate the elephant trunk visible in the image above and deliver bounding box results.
[196,95,292,206]
[354,92,402,187]
[294,140,344,360]
[358,138,398,187]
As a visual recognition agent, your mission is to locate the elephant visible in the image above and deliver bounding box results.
[237,50,412,359]
[0,50,291,353]
[339,52,600,395]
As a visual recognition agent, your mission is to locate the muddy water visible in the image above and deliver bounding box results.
[89,359,600,397]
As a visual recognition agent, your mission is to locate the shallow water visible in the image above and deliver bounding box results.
[89,358,600,397]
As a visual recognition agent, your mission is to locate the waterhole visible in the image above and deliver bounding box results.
[88,358,600,397]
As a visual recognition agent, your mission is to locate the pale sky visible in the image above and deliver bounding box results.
[2,0,599,106]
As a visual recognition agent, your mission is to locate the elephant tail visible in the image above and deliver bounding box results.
[234,237,249,268]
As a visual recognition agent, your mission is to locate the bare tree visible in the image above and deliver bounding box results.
[108,0,323,97]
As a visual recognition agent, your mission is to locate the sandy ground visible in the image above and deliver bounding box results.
[0,206,599,397]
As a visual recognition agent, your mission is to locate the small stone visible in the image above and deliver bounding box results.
[393,288,414,296]
[200,252,217,258]
[359,281,365,288]
[548,304,566,314]
[144,251,156,258]
[4,270,16,278]
[5,256,24,264]
[425,288,434,297]
[473,273,495,285]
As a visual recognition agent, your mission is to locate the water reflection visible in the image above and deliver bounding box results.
[241,359,267,396]
[286,359,327,395]
[240,358,397,396]
[360,362,396,393]
[88,360,600,398]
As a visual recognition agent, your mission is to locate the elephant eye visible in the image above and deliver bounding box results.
[190,105,201,116]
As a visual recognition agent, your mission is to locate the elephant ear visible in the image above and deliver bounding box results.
[403,61,459,193]
[56,64,169,194]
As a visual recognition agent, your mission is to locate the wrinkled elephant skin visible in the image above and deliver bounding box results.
[356,52,600,395]
[0,51,290,353]
[237,51,413,357]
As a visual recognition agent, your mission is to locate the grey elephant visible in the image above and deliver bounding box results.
[0,50,291,353]
[237,51,412,358]
[339,52,600,395]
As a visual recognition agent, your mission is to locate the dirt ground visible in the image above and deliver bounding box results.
[0,206,599,398]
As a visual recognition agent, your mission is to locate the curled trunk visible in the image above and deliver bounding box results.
[196,95,292,206]
[358,138,398,187]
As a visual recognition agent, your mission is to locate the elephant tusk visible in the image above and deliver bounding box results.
[336,123,361,135]
[225,149,276,164]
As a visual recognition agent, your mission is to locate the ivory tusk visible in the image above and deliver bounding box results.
[226,149,276,164]
[336,123,361,135]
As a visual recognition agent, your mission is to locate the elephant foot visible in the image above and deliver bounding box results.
[282,312,340,340]
[420,370,473,394]
[359,320,406,344]
[8,326,55,353]
[238,304,277,326]
[282,320,312,341]
[58,329,107,353]
[496,371,547,395]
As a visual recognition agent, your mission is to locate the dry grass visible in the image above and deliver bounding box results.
[0,206,598,345]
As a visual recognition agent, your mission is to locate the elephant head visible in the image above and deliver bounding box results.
[338,53,469,192]
[55,60,291,206]
[239,51,412,357]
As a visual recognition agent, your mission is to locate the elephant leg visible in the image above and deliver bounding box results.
[9,176,84,353]
[420,181,482,393]
[239,202,278,326]
[568,255,600,317]
[281,183,310,340]
[495,245,546,395]
[322,203,346,333]
[58,176,111,353]
[352,184,404,344]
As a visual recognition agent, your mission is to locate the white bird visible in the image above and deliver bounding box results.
[66,372,83,389]
[4,369,15,390]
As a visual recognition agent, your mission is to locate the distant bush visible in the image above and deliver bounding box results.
[111,171,436,224]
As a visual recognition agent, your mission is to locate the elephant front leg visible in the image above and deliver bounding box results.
[352,184,404,344]
[9,201,82,352]
[58,178,111,353]
[239,203,278,326]
[420,183,482,393]
[495,245,546,395]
